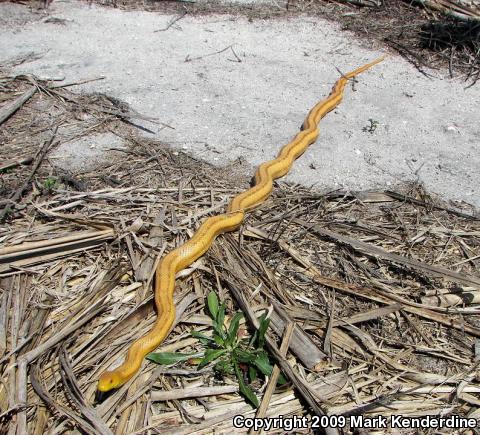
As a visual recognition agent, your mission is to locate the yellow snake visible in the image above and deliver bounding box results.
[97,56,385,392]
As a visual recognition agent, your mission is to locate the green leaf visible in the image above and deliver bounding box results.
[215,359,234,375]
[210,319,225,344]
[216,303,226,337]
[249,365,257,383]
[207,291,219,319]
[226,312,243,346]
[253,352,274,377]
[146,352,201,365]
[253,352,287,385]
[197,348,227,369]
[277,373,287,385]
[213,332,225,346]
[234,348,255,363]
[191,331,214,346]
[212,304,227,344]
[239,380,259,408]
[248,329,258,348]
[250,312,266,348]
[191,331,213,341]
[257,314,270,349]
[234,361,259,408]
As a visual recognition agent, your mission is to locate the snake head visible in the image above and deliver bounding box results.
[97,371,123,392]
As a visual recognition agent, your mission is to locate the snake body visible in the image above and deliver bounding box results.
[97,56,385,392]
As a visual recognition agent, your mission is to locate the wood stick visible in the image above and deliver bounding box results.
[150,385,238,401]
[51,76,105,89]
[421,291,480,307]
[332,303,402,326]
[0,86,36,125]
[0,157,33,172]
[269,303,327,369]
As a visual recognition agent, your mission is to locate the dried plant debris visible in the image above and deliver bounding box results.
[293,0,480,85]
[1,70,480,435]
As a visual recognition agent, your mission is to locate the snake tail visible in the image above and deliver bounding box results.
[97,55,385,392]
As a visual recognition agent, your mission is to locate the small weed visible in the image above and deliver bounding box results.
[147,291,286,408]
[43,177,58,191]
[362,118,379,134]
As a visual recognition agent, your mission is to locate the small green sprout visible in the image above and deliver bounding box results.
[43,177,58,191]
[362,118,379,134]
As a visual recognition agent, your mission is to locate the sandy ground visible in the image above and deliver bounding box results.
[1,1,479,208]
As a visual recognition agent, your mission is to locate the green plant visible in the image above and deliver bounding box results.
[147,291,286,407]
[43,176,58,191]
[362,118,379,134]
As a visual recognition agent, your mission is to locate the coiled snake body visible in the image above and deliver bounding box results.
[98,56,385,392]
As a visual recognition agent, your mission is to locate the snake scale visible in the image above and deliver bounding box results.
[97,56,385,392]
